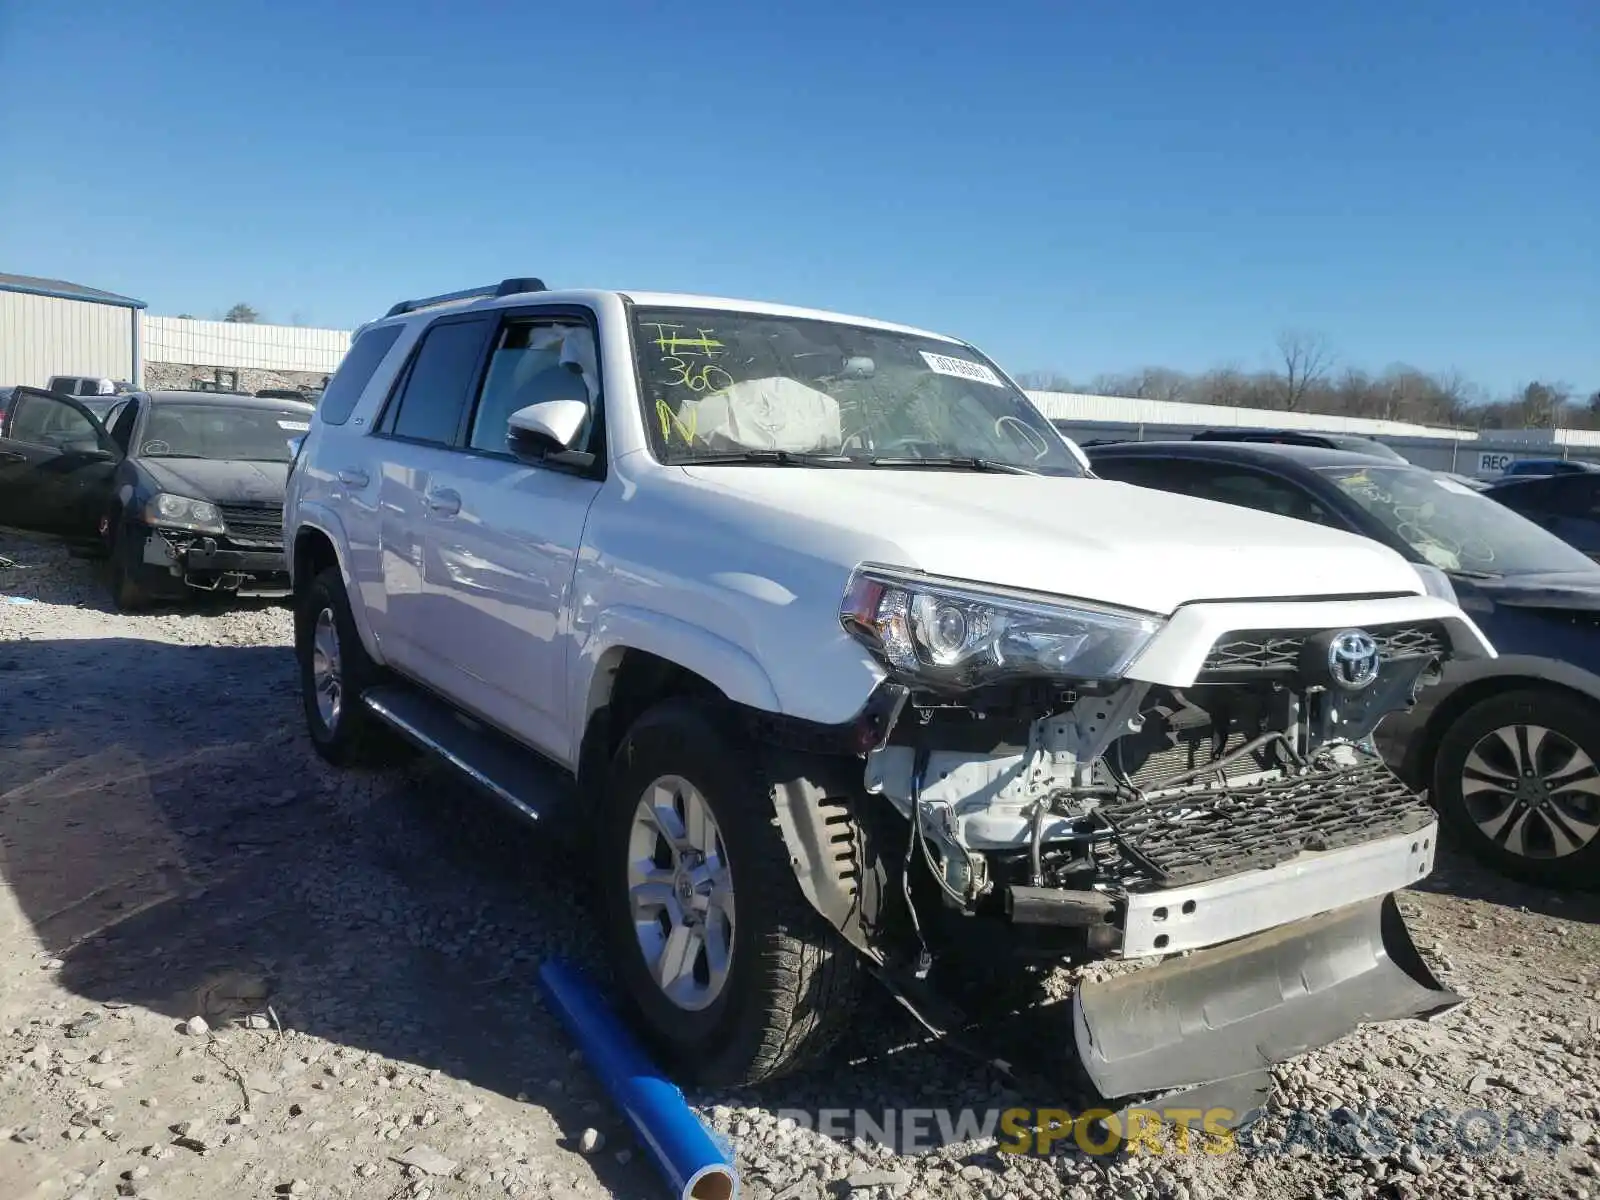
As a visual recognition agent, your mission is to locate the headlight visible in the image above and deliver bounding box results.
[839,565,1163,690]
[143,492,224,534]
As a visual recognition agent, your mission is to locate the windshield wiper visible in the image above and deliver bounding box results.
[865,455,1040,476]
[674,450,856,467]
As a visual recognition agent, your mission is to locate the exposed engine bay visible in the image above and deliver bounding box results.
[862,622,1449,959]
[846,620,1464,1116]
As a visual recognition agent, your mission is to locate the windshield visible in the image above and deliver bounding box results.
[630,306,1086,475]
[1318,463,1598,576]
[137,403,312,462]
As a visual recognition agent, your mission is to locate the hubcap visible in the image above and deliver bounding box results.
[310,607,342,731]
[1461,723,1600,859]
[626,776,735,1012]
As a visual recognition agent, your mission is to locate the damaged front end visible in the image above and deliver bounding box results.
[838,565,1488,1114]
[136,497,291,598]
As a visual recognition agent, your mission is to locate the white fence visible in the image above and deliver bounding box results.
[142,316,350,374]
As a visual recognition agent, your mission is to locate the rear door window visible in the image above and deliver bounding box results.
[377,317,493,446]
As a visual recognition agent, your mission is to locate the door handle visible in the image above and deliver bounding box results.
[0,451,24,463]
[426,488,461,516]
[337,467,369,487]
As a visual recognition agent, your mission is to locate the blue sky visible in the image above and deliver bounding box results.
[1,0,1594,395]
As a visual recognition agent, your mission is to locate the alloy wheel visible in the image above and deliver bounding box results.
[311,606,343,731]
[1461,723,1600,859]
[626,775,736,1012]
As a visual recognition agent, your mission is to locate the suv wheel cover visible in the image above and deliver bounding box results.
[311,607,343,731]
[626,775,736,1012]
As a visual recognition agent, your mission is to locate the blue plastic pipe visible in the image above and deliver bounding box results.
[537,958,740,1200]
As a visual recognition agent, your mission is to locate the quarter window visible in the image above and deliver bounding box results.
[319,324,404,426]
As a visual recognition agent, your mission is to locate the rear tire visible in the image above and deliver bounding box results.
[1432,688,1600,890]
[597,699,862,1087]
[296,566,394,767]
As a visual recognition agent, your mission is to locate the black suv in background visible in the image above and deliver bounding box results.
[1486,473,1600,562]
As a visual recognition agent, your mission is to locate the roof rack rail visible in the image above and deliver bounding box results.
[384,276,547,318]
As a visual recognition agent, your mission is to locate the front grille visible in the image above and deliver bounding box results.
[1198,621,1447,679]
[218,503,285,547]
[1092,758,1434,890]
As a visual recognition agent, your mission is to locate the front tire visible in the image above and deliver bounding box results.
[1432,688,1600,890]
[106,528,153,611]
[295,566,392,767]
[597,699,862,1087]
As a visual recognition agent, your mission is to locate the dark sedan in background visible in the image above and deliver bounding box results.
[0,387,311,609]
[1087,439,1600,890]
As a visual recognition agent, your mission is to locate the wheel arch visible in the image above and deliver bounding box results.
[575,639,890,964]
[290,511,382,665]
[1409,659,1600,790]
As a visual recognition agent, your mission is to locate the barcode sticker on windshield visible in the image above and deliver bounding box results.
[278,420,310,431]
[919,351,1005,387]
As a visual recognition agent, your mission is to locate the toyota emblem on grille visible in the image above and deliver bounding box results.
[1328,629,1380,690]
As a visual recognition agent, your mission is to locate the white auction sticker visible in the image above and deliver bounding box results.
[919,351,1005,387]
[278,419,310,431]
[1434,477,1475,496]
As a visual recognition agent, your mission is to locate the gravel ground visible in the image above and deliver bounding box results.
[1,530,1598,1200]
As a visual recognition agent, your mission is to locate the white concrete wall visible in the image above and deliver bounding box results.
[0,291,136,387]
[142,316,350,375]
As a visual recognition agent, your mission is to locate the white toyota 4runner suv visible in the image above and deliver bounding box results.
[286,278,1493,1115]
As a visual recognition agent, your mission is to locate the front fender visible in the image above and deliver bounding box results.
[290,503,383,667]
[573,605,781,761]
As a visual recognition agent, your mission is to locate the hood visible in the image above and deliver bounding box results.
[675,467,1426,614]
[1464,570,1600,613]
[138,459,290,505]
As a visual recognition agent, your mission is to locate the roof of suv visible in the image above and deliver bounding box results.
[365,286,966,345]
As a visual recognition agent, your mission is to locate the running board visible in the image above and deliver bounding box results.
[361,684,576,826]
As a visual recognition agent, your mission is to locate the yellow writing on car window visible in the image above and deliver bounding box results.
[643,323,725,359]
[656,397,697,444]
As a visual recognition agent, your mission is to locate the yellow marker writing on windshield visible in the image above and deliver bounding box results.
[656,397,697,444]
[643,323,724,358]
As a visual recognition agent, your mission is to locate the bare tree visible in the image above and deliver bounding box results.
[1512,381,1572,429]
[1014,370,1079,392]
[1274,330,1334,411]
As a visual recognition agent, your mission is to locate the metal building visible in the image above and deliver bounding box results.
[0,273,146,389]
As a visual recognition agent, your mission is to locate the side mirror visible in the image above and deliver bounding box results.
[507,400,593,468]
